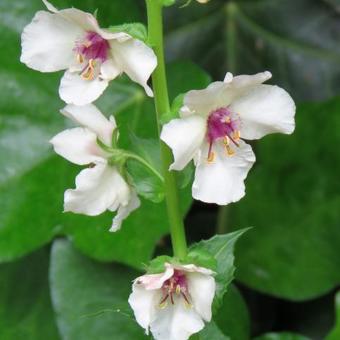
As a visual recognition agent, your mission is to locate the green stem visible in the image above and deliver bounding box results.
[126,153,164,182]
[146,0,187,259]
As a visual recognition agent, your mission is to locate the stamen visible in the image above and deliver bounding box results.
[176,284,181,295]
[181,292,192,309]
[207,142,215,163]
[81,59,96,80]
[223,137,235,156]
[233,130,241,141]
[170,293,174,305]
[159,294,169,308]
[77,53,84,64]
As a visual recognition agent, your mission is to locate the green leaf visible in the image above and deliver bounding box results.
[229,97,340,300]
[253,333,311,340]
[126,134,164,203]
[190,229,250,310]
[146,255,173,273]
[49,239,147,340]
[186,248,217,272]
[108,23,148,42]
[165,0,340,101]
[0,248,59,340]
[326,291,340,340]
[199,322,230,340]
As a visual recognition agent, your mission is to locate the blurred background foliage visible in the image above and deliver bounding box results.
[0,0,339,339]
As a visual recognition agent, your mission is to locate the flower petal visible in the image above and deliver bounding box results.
[61,104,116,146]
[20,10,82,72]
[111,38,157,97]
[109,191,141,232]
[100,59,121,80]
[64,163,129,216]
[161,115,206,171]
[42,0,58,12]
[128,283,160,335]
[150,301,204,340]
[187,272,215,322]
[184,81,228,116]
[231,71,272,89]
[170,263,214,276]
[193,140,255,205]
[230,84,296,140]
[50,127,104,165]
[59,70,109,105]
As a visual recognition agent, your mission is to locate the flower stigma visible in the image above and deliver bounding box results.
[74,31,110,80]
[159,270,192,309]
[206,107,241,163]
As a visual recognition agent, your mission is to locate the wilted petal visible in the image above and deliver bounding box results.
[230,84,296,140]
[50,127,104,165]
[150,302,204,340]
[64,163,130,216]
[193,140,255,205]
[59,70,109,105]
[111,38,157,96]
[20,10,82,72]
[187,272,215,322]
[161,115,206,171]
[109,191,141,232]
[61,104,116,146]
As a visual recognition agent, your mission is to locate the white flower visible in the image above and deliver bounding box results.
[20,0,157,105]
[50,104,140,231]
[161,71,296,205]
[129,263,215,340]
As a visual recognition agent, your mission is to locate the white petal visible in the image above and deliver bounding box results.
[50,127,104,165]
[128,283,160,334]
[64,163,129,216]
[135,267,174,291]
[109,191,141,232]
[150,301,204,340]
[170,263,214,276]
[231,71,272,89]
[183,81,228,116]
[193,140,255,205]
[111,38,157,97]
[42,0,58,12]
[187,273,215,322]
[161,115,206,171]
[230,84,296,140]
[100,59,121,80]
[61,104,116,146]
[20,10,82,72]
[59,71,109,105]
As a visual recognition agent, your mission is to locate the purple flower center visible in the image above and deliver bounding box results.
[206,107,241,162]
[159,270,191,308]
[74,31,110,80]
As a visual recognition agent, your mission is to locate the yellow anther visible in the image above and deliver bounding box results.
[207,151,215,163]
[233,130,241,141]
[77,53,84,64]
[159,301,168,309]
[225,144,235,156]
[81,59,96,81]
[183,300,192,309]
[223,136,230,145]
[176,285,181,295]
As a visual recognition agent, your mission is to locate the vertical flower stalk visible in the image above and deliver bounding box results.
[146,0,187,259]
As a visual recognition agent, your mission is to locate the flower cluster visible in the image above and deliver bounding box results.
[21,1,295,339]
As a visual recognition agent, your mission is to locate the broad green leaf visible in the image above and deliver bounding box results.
[229,98,340,300]
[190,229,249,310]
[199,322,230,340]
[165,0,340,101]
[254,333,311,340]
[49,239,147,340]
[326,291,340,340]
[0,0,210,266]
[126,134,164,203]
[0,248,59,340]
